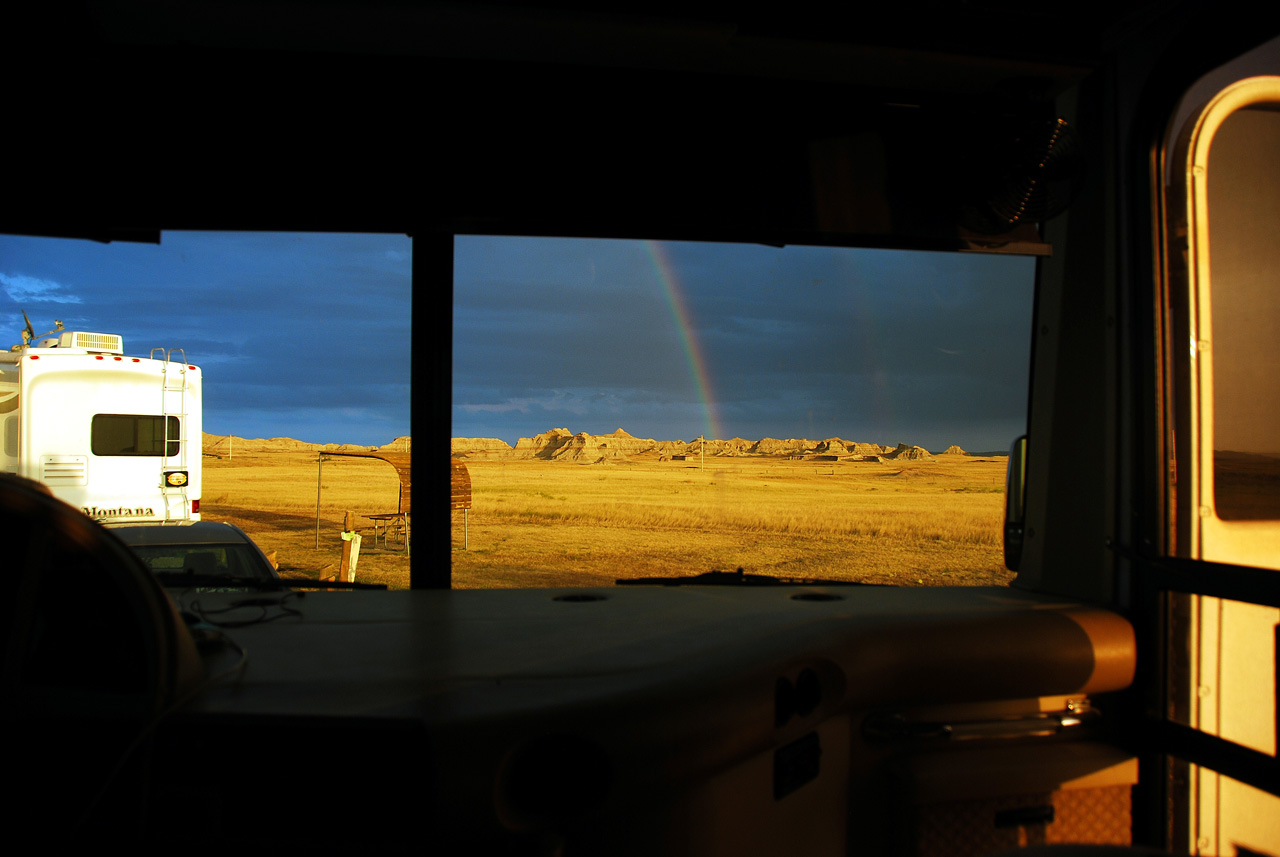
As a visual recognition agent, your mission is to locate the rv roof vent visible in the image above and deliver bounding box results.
[59,331,124,354]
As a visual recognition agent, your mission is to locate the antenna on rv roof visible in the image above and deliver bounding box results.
[18,313,63,347]
[20,316,65,348]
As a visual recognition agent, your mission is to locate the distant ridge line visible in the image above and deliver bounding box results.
[203,434,411,454]
[450,428,992,462]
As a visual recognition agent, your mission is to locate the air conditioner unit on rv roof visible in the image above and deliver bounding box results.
[59,331,124,354]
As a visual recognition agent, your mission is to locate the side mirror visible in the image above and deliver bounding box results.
[1003,435,1027,571]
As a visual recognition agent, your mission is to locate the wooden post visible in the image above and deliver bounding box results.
[339,509,361,582]
[315,454,324,548]
[451,459,472,552]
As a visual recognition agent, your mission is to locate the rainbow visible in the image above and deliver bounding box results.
[644,240,723,441]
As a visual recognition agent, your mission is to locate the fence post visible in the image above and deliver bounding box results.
[315,454,324,548]
[451,459,472,552]
[339,510,361,582]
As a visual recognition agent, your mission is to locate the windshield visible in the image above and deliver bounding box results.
[452,236,1035,588]
[2,231,1035,589]
[131,543,274,582]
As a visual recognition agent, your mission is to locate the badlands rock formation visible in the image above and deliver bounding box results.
[450,437,511,459]
[201,429,960,464]
[451,428,954,464]
[512,428,658,462]
[885,443,935,461]
[512,428,574,458]
[203,434,412,455]
[753,437,808,455]
[380,436,412,452]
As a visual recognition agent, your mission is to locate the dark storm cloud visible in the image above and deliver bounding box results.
[661,241,1034,447]
[1,231,1030,450]
[454,237,690,396]
[452,237,1034,451]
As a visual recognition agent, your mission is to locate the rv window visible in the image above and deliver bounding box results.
[1204,101,1280,522]
[91,414,180,457]
[452,236,1036,588]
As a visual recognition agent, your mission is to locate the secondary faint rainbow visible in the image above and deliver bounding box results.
[644,240,723,441]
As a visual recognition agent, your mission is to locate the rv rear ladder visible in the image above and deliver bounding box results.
[155,348,190,522]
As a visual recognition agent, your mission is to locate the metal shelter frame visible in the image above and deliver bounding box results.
[314,450,412,553]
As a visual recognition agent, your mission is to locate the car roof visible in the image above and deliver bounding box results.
[109,521,252,547]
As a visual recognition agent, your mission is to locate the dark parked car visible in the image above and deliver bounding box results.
[109,521,279,589]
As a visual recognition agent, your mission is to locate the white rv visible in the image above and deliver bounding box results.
[0,321,201,524]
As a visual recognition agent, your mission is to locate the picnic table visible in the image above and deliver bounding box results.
[365,512,410,553]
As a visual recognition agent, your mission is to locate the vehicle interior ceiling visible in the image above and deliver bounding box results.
[5,2,1279,854]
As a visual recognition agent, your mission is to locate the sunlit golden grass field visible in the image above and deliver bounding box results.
[452,454,1014,588]
[200,451,1014,590]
